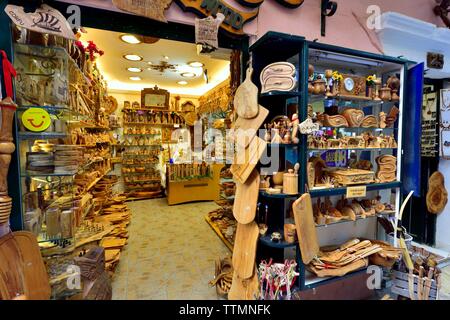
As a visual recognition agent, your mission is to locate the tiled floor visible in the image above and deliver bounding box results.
[111,198,230,300]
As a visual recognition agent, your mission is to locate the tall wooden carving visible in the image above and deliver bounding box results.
[0,97,17,235]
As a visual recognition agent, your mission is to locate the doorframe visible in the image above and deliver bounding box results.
[2,0,249,230]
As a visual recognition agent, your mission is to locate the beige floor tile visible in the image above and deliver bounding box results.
[112,198,228,300]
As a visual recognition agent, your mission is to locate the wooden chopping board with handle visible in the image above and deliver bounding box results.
[293,193,319,264]
[234,67,259,119]
[233,169,260,224]
[232,221,259,280]
[231,136,267,184]
[228,267,259,300]
[0,233,24,300]
[233,106,269,149]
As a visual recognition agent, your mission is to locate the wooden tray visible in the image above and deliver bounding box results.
[326,168,374,186]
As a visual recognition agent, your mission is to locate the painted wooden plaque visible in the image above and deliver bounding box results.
[112,0,173,23]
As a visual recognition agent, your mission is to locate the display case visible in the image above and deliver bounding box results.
[249,32,421,292]
[12,43,111,245]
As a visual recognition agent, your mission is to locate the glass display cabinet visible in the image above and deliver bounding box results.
[250,32,422,291]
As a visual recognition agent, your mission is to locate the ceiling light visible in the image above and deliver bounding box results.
[120,34,141,44]
[127,67,142,73]
[147,61,153,65]
[164,56,169,60]
[178,81,188,85]
[124,54,143,61]
[129,76,141,81]
[189,61,204,68]
[181,72,196,78]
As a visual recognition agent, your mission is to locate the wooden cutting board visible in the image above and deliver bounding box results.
[234,67,259,119]
[233,106,269,149]
[232,221,259,279]
[228,267,259,300]
[231,137,267,184]
[233,170,260,224]
[12,232,50,300]
[0,232,50,300]
[293,193,319,264]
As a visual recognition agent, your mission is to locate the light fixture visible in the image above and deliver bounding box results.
[120,34,141,44]
[123,54,143,61]
[164,56,169,60]
[177,81,188,85]
[189,61,204,68]
[181,72,196,78]
[147,61,153,65]
[311,51,382,68]
[129,76,141,81]
[127,67,142,73]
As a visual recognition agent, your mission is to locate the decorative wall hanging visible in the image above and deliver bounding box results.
[195,13,225,53]
[421,88,438,157]
[112,0,173,23]
[141,86,170,110]
[176,0,259,36]
[426,171,448,214]
[5,4,76,40]
[321,0,338,36]
[440,89,450,159]
[434,0,450,28]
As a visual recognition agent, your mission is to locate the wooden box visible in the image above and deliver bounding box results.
[326,168,374,186]
[391,270,437,300]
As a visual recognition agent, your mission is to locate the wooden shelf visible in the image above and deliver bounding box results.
[205,215,233,252]
[309,181,401,197]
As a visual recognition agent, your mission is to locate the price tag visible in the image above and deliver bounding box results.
[346,186,367,199]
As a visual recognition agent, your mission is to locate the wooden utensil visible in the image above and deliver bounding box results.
[231,137,267,184]
[232,221,259,279]
[233,106,269,149]
[233,170,260,224]
[293,193,319,264]
[234,67,259,119]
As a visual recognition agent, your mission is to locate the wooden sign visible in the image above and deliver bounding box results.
[176,0,259,35]
[5,4,75,40]
[112,0,173,23]
[141,86,170,110]
[427,52,444,70]
[346,186,367,199]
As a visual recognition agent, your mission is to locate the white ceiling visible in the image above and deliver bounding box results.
[81,28,231,96]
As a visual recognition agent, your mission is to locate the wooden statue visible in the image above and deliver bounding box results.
[0,97,17,236]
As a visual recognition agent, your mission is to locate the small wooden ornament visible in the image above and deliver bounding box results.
[426,171,448,214]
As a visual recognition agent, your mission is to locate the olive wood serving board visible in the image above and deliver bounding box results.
[233,106,269,149]
[234,67,259,119]
[233,170,260,224]
[232,221,259,280]
[228,267,259,300]
[231,137,267,184]
[293,193,319,264]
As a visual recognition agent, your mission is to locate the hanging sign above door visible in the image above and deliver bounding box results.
[5,4,75,40]
[112,0,173,23]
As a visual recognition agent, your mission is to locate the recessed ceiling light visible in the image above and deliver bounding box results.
[164,56,169,60]
[147,61,153,65]
[120,34,141,44]
[181,72,196,78]
[178,81,188,85]
[129,76,141,81]
[123,54,143,61]
[189,61,204,68]
[127,67,142,73]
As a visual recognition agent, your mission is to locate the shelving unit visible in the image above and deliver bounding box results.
[249,32,415,293]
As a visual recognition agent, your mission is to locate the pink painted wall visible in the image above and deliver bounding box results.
[58,0,445,53]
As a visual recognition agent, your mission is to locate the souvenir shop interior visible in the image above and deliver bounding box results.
[1,0,450,301]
